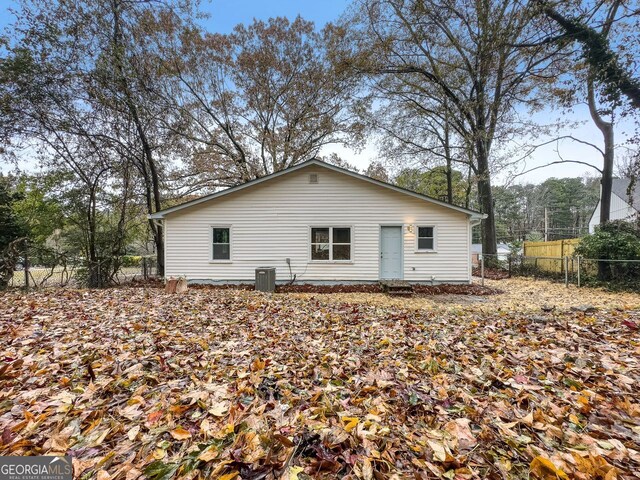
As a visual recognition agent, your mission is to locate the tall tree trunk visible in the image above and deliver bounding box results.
[587,74,614,280]
[87,187,100,288]
[465,165,473,210]
[476,141,498,256]
[444,110,453,204]
[444,102,453,204]
[587,76,614,225]
[111,0,165,277]
[154,224,164,277]
[473,68,498,256]
[143,145,164,277]
[446,153,453,204]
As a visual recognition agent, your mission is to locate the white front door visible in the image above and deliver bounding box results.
[380,226,403,279]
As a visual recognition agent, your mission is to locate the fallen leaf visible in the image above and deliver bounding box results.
[428,439,448,463]
[218,472,238,480]
[288,466,304,480]
[208,402,228,417]
[127,425,140,441]
[530,456,569,479]
[362,457,373,480]
[96,470,111,480]
[197,446,218,462]
[169,427,191,441]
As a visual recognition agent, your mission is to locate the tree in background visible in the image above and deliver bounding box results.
[493,184,540,242]
[538,178,600,237]
[536,0,640,111]
[11,173,66,269]
[1,2,146,286]
[2,0,200,277]
[493,177,600,242]
[364,162,389,182]
[395,167,470,207]
[343,0,565,256]
[0,175,27,288]
[520,1,640,226]
[12,174,65,248]
[321,153,361,172]
[367,85,467,205]
[154,16,364,191]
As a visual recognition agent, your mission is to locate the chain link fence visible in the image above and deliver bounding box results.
[474,253,640,290]
[8,252,158,289]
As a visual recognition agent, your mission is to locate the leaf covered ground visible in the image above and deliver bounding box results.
[1,279,639,479]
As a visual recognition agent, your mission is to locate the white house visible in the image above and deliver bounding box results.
[471,243,512,266]
[589,178,640,232]
[149,159,485,284]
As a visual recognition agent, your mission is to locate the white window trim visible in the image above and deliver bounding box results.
[415,225,437,253]
[210,225,233,263]
[308,226,354,263]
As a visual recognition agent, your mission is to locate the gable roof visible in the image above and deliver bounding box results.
[149,159,486,220]
[612,178,640,211]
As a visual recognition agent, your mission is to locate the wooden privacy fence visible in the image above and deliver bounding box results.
[523,238,581,273]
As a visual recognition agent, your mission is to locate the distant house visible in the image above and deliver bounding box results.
[149,159,486,284]
[589,178,640,232]
[471,243,511,266]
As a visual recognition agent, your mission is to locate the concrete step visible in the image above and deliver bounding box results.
[380,280,414,296]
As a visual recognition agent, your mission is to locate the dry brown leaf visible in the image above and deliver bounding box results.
[169,427,191,441]
[1,279,639,478]
[530,455,569,479]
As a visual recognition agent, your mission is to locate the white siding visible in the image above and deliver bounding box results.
[164,165,472,283]
[588,200,600,233]
[589,193,638,232]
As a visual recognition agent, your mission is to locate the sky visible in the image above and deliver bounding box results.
[2,0,636,185]
[198,0,349,33]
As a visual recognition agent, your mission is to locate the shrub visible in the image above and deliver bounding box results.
[121,255,142,268]
[574,220,640,283]
[575,220,640,260]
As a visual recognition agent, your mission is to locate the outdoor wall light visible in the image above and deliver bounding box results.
[406,224,415,234]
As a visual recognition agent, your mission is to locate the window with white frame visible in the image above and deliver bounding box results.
[311,227,351,261]
[212,227,230,260]
[417,226,436,251]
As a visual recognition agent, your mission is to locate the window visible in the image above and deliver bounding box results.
[311,227,351,261]
[417,226,436,251]
[212,227,230,260]
[311,228,329,260]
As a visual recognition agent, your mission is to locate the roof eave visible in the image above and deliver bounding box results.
[149,159,485,218]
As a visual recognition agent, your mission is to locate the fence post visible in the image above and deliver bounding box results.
[571,257,574,284]
[577,255,581,288]
[24,242,30,291]
[480,255,485,286]
[564,256,569,287]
